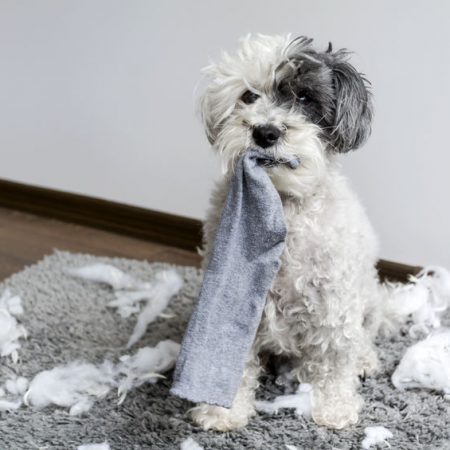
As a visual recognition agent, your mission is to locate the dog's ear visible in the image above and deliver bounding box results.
[199,87,218,145]
[327,54,373,153]
[199,72,235,146]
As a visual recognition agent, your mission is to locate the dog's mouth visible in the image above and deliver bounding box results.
[248,148,300,170]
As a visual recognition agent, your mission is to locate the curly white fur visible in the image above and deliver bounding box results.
[192,34,396,431]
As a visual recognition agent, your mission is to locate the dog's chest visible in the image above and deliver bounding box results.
[256,203,335,355]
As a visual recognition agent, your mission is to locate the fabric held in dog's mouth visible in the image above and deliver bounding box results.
[170,149,299,408]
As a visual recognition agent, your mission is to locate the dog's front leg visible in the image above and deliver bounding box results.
[310,361,362,429]
[296,321,367,429]
[190,353,261,431]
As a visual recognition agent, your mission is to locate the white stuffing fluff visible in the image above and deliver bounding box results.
[23,339,180,414]
[361,426,393,449]
[77,443,111,450]
[0,289,27,362]
[67,264,183,346]
[255,383,313,418]
[285,446,298,450]
[5,376,29,396]
[24,361,116,415]
[0,376,29,411]
[0,398,22,411]
[392,329,450,395]
[117,339,180,404]
[108,290,153,318]
[180,437,204,450]
[67,263,146,291]
[389,265,450,337]
[126,270,183,348]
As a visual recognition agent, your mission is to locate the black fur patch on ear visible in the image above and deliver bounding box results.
[327,51,373,153]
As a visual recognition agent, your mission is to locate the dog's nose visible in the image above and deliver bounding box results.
[252,124,281,148]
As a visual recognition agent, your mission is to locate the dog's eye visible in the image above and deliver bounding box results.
[297,91,312,105]
[240,90,260,104]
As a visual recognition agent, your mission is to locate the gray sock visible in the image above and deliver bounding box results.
[171,149,299,407]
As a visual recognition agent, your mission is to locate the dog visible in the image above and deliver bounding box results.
[191,34,385,431]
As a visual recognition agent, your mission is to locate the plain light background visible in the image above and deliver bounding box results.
[1,0,449,267]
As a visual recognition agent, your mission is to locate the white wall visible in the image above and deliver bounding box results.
[1,0,449,267]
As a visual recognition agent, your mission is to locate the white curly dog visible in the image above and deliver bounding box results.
[191,34,389,431]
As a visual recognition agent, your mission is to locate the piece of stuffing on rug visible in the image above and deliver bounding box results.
[107,290,153,318]
[77,442,111,450]
[23,339,180,413]
[285,445,298,450]
[66,263,146,291]
[392,329,450,395]
[126,270,183,348]
[67,264,184,346]
[24,361,117,415]
[361,426,393,449]
[117,339,180,404]
[4,376,29,396]
[255,383,313,418]
[0,376,29,411]
[0,398,22,411]
[387,266,450,337]
[0,289,27,362]
[180,437,204,450]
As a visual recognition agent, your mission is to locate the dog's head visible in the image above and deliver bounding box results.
[200,34,373,197]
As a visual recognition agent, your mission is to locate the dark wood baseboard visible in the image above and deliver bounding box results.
[0,178,421,281]
[376,259,421,282]
[0,178,202,251]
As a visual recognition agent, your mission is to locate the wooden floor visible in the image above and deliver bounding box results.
[0,206,201,281]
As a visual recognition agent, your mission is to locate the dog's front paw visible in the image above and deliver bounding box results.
[190,403,253,431]
[359,353,379,380]
[312,392,362,429]
[358,345,379,379]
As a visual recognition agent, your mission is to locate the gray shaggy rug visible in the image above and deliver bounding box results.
[0,251,449,450]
